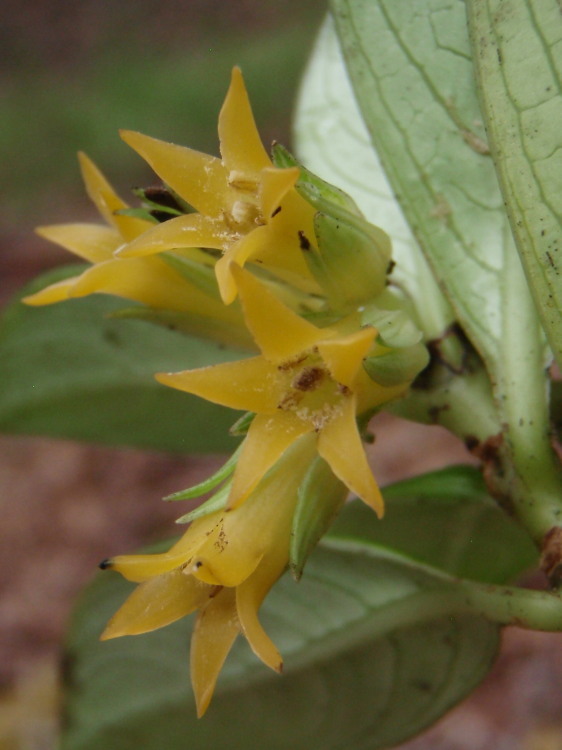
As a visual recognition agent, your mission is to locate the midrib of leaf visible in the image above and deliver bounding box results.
[467,0,562,368]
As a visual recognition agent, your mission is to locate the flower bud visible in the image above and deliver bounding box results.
[272,144,392,312]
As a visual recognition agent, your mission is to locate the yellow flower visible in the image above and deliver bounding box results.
[101,434,318,717]
[24,153,250,347]
[115,67,320,304]
[156,265,408,515]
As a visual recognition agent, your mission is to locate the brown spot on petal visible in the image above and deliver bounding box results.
[298,230,311,251]
[292,367,325,392]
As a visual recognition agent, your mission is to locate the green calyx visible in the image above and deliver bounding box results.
[272,143,392,312]
[363,342,430,388]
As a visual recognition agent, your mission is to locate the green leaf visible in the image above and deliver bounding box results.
[61,549,499,750]
[60,466,538,749]
[315,3,562,543]
[0,267,242,452]
[328,465,537,584]
[294,16,455,345]
[327,0,521,372]
[467,0,562,368]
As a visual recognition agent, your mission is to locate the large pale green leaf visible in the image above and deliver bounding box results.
[467,0,562,368]
[303,4,562,543]
[326,0,520,372]
[0,267,241,452]
[60,468,536,750]
[294,17,454,344]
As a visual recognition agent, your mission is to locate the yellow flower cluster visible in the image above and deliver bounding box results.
[28,68,427,715]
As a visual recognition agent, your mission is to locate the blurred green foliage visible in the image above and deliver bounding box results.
[2,0,326,226]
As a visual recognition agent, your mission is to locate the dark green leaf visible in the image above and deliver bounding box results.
[0,267,242,452]
[61,545,499,750]
[328,465,537,584]
[60,465,539,749]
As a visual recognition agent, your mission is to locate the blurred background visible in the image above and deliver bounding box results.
[1,2,562,749]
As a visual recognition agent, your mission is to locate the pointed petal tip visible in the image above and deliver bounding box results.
[119,128,137,144]
[99,558,113,570]
[77,151,91,169]
[21,291,46,307]
[362,490,385,519]
[195,687,214,718]
[154,371,175,388]
[99,624,118,641]
[119,129,157,154]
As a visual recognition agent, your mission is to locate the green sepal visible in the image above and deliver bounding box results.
[115,207,159,224]
[109,307,253,351]
[229,411,255,436]
[289,456,348,580]
[271,142,363,217]
[164,445,242,502]
[273,142,393,312]
[361,300,424,348]
[310,210,391,311]
[174,481,231,524]
[131,187,185,218]
[161,250,222,300]
[364,341,429,387]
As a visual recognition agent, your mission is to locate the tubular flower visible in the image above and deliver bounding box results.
[24,153,250,348]
[156,265,409,515]
[101,434,318,717]
[115,67,320,304]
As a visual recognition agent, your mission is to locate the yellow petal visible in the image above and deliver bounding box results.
[214,220,319,304]
[271,185,317,251]
[156,356,284,413]
[104,551,193,582]
[239,218,317,291]
[67,255,237,324]
[192,543,263,587]
[78,152,151,241]
[100,569,210,639]
[218,67,271,174]
[228,412,311,509]
[355,368,409,414]
[35,223,120,263]
[231,265,325,361]
[23,277,78,306]
[317,396,384,517]
[116,213,227,258]
[190,588,240,717]
[214,224,273,304]
[236,569,283,673]
[104,514,219,582]
[259,167,300,220]
[120,130,231,217]
[317,327,376,388]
